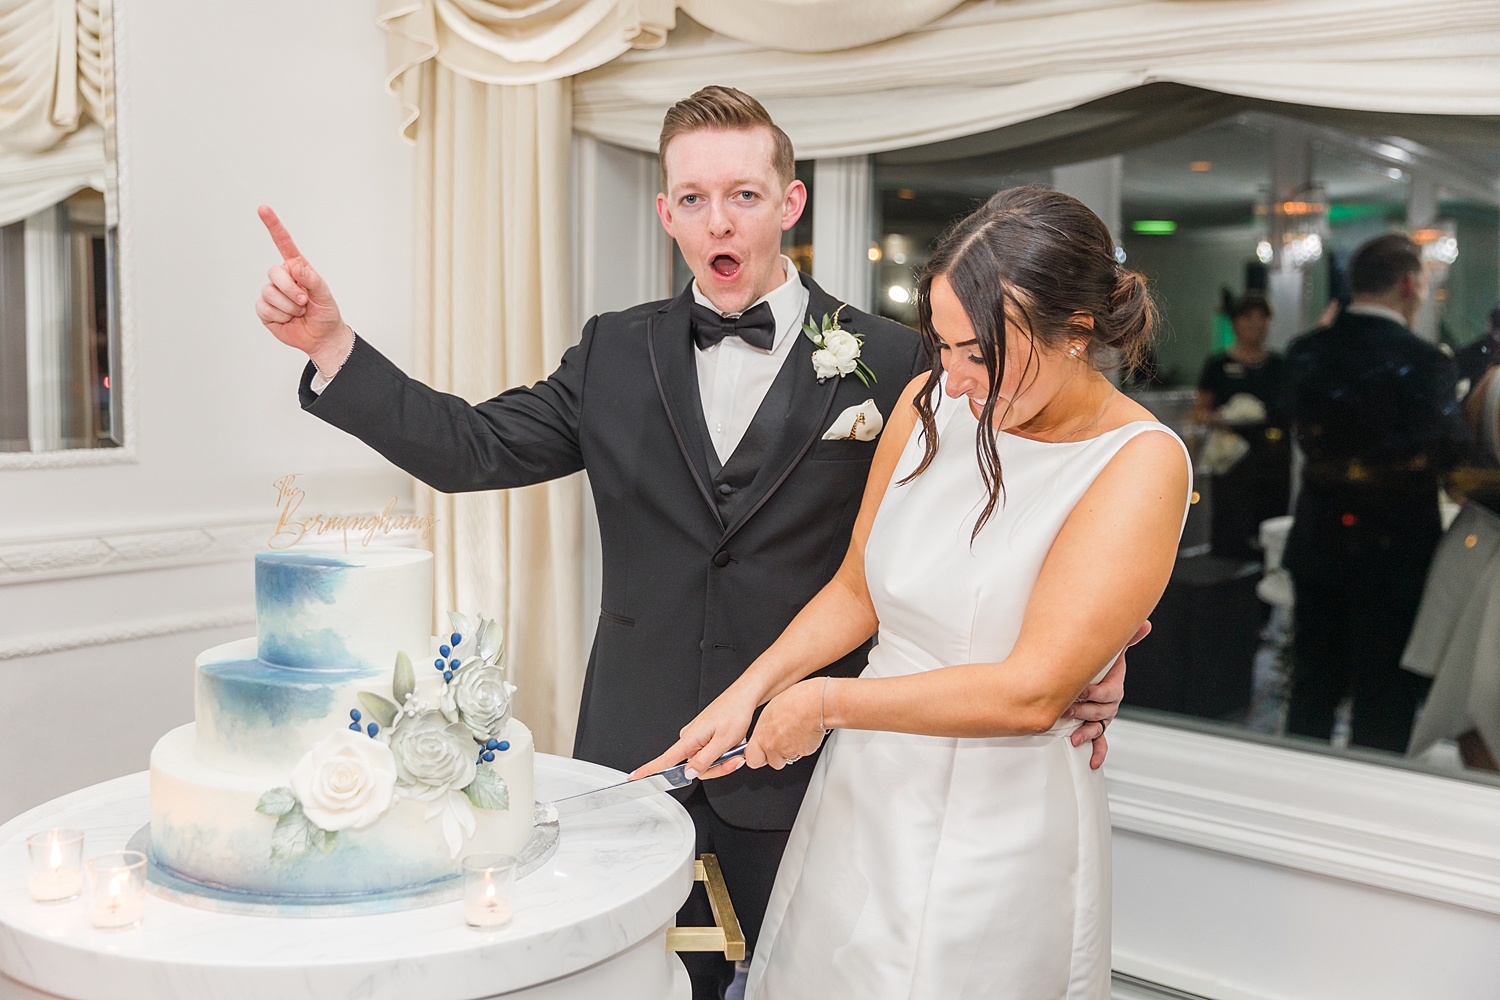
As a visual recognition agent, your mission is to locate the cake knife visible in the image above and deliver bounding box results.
[536,741,749,824]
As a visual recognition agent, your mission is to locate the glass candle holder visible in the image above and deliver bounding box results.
[86,851,146,930]
[26,829,84,903]
[462,853,517,930]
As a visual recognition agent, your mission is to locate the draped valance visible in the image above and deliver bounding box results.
[572,0,1500,159]
[377,0,968,140]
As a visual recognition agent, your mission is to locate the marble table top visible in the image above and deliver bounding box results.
[0,755,696,1000]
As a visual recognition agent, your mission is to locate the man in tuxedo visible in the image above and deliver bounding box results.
[254,86,1124,998]
[1283,233,1468,753]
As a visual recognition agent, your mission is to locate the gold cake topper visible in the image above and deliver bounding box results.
[268,475,438,551]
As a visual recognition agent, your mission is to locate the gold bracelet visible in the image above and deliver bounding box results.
[819,676,831,735]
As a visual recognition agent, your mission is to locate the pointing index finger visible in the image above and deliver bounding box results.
[258,205,302,262]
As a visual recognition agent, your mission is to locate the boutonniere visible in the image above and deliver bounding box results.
[803,303,876,387]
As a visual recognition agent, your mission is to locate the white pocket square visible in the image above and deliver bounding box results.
[822,399,884,442]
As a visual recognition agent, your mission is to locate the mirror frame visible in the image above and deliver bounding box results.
[0,0,136,471]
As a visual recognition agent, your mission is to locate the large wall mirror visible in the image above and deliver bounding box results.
[872,84,1500,785]
[0,0,123,459]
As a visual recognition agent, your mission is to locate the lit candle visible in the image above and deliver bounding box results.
[462,853,517,930]
[86,851,146,931]
[25,829,84,903]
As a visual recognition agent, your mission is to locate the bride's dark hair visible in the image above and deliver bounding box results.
[906,186,1156,538]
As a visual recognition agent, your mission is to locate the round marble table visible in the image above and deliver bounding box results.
[0,755,695,1000]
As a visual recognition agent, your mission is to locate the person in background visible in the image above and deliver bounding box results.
[1282,233,1469,753]
[1454,301,1500,392]
[1194,293,1291,560]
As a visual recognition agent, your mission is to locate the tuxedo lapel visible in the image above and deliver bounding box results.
[648,289,724,529]
[718,276,843,546]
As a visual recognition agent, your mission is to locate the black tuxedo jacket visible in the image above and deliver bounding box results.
[300,273,926,829]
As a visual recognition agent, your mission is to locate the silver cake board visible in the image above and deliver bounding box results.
[126,817,559,918]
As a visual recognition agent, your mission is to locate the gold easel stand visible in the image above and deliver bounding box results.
[665,854,745,961]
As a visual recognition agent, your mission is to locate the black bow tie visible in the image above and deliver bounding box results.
[690,301,777,352]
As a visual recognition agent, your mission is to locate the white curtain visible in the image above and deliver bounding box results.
[409,63,585,755]
[0,0,106,155]
[0,122,103,227]
[22,201,68,451]
[573,0,1500,157]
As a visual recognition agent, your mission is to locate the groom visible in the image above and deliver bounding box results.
[255,86,1124,998]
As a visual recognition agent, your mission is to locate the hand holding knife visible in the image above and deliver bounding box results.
[535,740,749,824]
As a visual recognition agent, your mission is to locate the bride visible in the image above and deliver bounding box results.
[637,186,1191,998]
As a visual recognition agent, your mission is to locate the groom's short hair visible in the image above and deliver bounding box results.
[658,86,795,193]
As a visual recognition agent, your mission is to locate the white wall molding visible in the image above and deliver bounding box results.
[0,607,254,660]
[1107,718,1500,916]
[0,518,273,585]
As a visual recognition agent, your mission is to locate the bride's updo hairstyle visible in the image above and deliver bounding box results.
[908,185,1157,537]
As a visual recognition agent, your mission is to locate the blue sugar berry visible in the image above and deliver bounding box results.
[497,741,510,752]
[350,709,362,722]
[434,658,446,671]
[486,739,500,750]
[449,659,461,671]
[367,722,380,738]
[349,722,361,731]
[439,644,451,658]
[482,751,495,762]
[443,670,454,682]
[450,632,462,646]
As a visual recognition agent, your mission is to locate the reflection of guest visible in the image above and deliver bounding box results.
[1193,293,1290,560]
[1402,365,1500,771]
[1283,234,1469,752]
[1454,302,1500,390]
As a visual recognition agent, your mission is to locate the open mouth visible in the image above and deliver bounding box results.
[709,253,742,280]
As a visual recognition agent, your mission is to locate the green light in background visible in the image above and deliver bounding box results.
[1327,203,1390,224]
[1131,220,1177,235]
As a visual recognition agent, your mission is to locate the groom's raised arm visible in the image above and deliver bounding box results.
[256,206,586,493]
[301,328,590,493]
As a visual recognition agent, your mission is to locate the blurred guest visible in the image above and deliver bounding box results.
[1401,365,1500,771]
[1283,233,1469,752]
[1453,301,1500,390]
[1194,293,1291,560]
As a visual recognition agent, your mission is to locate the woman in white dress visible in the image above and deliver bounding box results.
[641,187,1192,998]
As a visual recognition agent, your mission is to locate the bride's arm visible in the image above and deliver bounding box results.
[747,427,1188,761]
[630,374,931,780]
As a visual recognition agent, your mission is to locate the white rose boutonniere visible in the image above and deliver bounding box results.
[804,304,876,386]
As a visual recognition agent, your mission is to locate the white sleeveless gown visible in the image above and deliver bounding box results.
[746,388,1189,1000]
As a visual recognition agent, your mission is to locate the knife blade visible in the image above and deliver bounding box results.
[535,741,749,824]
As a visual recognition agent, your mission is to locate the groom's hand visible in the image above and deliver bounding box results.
[254,205,355,376]
[1065,619,1150,769]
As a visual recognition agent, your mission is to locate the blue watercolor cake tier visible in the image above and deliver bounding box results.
[148,546,535,902]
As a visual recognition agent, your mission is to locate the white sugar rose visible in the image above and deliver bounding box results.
[288,730,397,832]
[454,663,514,743]
[388,710,478,793]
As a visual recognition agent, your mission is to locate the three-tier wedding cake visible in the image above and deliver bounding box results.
[148,546,534,898]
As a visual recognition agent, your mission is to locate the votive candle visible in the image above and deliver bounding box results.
[86,851,146,930]
[462,853,517,930]
[26,829,84,903]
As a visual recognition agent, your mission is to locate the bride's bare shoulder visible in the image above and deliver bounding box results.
[1101,390,1162,430]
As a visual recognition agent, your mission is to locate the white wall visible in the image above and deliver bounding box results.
[0,0,415,822]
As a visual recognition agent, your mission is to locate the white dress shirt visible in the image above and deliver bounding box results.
[311,256,811,467]
[693,255,809,464]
